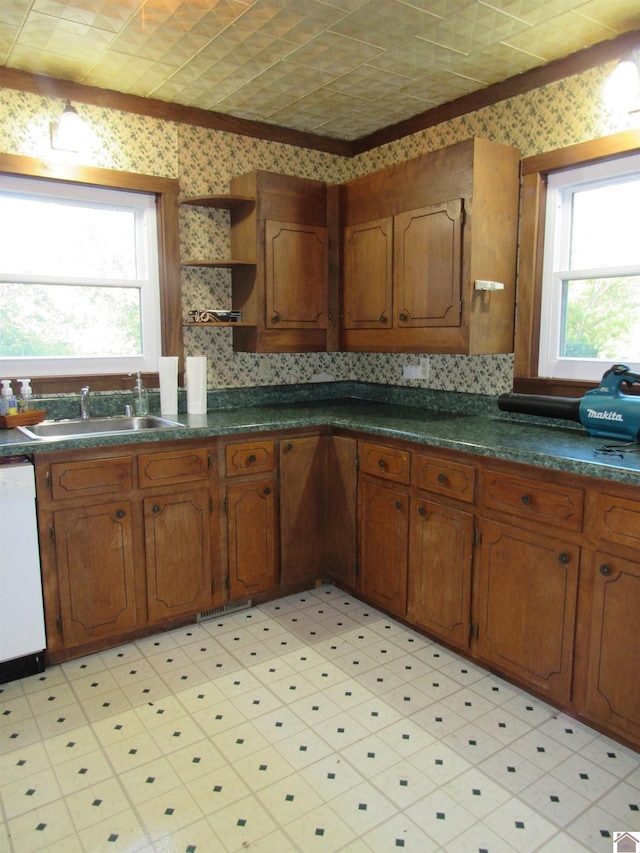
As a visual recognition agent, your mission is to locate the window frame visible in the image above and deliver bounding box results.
[514,129,640,397]
[0,153,182,394]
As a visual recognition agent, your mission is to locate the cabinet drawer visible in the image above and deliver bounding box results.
[225,440,275,477]
[50,457,133,500]
[138,447,209,487]
[483,470,583,531]
[359,441,410,485]
[414,453,475,503]
[594,493,640,551]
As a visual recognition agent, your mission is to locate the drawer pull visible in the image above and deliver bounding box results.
[116,509,127,519]
[378,458,386,468]
[558,552,570,564]
[599,563,612,576]
[152,505,161,514]
[395,500,403,510]
[418,506,426,517]
[437,473,447,484]
[248,454,257,464]
[520,494,532,506]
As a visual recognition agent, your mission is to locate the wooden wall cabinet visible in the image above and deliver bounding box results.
[227,170,335,353]
[340,137,520,354]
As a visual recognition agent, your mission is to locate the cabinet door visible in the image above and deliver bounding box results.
[342,218,393,329]
[584,552,640,744]
[394,199,463,327]
[226,479,277,599]
[358,478,408,618]
[144,488,214,621]
[325,435,357,589]
[475,519,579,703]
[265,220,329,329]
[280,436,326,587]
[407,497,473,649]
[54,501,138,646]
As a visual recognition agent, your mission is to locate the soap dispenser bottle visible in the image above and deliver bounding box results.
[133,372,149,416]
[17,379,34,411]
[0,380,18,416]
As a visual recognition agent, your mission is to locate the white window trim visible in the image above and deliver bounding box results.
[0,175,161,378]
[538,153,640,382]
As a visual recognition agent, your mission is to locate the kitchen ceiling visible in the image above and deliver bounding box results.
[2,0,640,143]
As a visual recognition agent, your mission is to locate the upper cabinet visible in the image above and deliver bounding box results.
[228,170,336,353]
[339,138,521,354]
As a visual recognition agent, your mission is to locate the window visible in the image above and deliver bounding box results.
[0,175,161,378]
[538,153,640,382]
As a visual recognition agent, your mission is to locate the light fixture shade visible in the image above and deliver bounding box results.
[604,50,640,112]
[50,100,84,151]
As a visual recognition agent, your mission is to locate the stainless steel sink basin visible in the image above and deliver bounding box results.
[18,415,185,441]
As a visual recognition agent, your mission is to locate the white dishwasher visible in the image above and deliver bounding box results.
[0,459,46,683]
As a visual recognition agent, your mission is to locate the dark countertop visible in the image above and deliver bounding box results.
[2,396,640,487]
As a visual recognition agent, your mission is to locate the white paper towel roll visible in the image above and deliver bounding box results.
[186,356,207,414]
[158,356,178,415]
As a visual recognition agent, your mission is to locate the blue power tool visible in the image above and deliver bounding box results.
[498,364,640,442]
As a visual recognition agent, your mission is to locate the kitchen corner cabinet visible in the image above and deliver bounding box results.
[227,170,334,353]
[280,434,357,591]
[340,137,520,354]
[34,443,219,663]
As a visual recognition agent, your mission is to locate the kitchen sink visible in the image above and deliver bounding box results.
[17,415,186,441]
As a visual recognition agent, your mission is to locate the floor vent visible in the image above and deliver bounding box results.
[197,599,252,622]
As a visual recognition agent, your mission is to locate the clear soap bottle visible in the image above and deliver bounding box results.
[133,372,149,416]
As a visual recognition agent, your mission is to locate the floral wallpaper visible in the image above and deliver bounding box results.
[1,61,638,396]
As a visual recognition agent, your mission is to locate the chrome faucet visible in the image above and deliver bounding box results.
[80,385,91,419]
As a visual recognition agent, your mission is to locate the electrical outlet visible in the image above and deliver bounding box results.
[419,357,430,381]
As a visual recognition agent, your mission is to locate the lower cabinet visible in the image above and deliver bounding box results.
[474,519,579,705]
[583,551,640,745]
[225,479,278,599]
[36,443,218,662]
[407,497,473,649]
[143,488,214,621]
[52,500,138,647]
[358,477,409,618]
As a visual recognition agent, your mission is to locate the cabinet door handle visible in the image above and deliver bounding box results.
[379,314,387,324]
[263,487,271,496]
[116,509,127,519]
[395,500,403,510]
[558,552,570,564]
[248,454,257,464]
[520,494,532,505]
[272,313,281,323]
[599,563,612,576]
[418,505,426,517]
[285,443,293,452]
[437,473,447,484]
[152,505,161,514]
[399,312,408,322]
